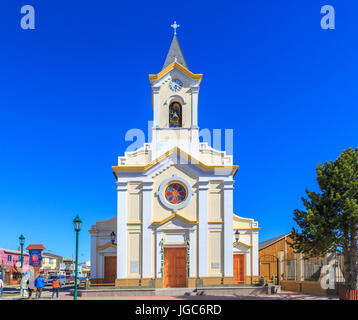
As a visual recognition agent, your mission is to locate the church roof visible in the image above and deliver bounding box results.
[162,34,188,70]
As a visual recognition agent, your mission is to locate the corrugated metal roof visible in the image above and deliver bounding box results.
[0,248,29,255]
[259,233,291,250]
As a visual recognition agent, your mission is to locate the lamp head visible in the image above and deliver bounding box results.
[19,234,25,246]
[73,216,82,232]
[235,230,240,242]
[110,232,116,244]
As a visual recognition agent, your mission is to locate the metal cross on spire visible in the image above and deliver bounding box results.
[171,21,180,35]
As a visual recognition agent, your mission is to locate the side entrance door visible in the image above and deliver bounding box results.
[104,256,117,283]
[164,247,187,288]
[233,254,245,284]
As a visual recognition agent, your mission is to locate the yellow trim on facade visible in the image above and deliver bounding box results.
[208,221,224,224]
[234,241,252,247]
[233,228,261,231]
[88,230,115,234]
[126,222,142,225]
[149,61,203,83]
[96,243,117,251]
[152,212,198,225]
[113,146,238,177]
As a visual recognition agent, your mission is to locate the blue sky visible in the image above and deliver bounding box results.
[0,0,357,262]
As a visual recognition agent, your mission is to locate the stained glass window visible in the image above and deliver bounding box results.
[164,182,187,205]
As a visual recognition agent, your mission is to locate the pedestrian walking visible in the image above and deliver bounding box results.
[27,276,35,299]
[0,278,4,299]
[51,276,61,299]
[35,274,45,299]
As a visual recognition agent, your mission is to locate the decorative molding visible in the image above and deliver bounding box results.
[233,241,252,247]
[88,230,115,234]
[97,243,117,251]
[152,212,198,225]
[149,61,203,83]
[164,95,186,106]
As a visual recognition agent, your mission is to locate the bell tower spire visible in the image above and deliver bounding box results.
[163,21,188,70]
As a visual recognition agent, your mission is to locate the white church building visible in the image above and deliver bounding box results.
[90,25,260,288]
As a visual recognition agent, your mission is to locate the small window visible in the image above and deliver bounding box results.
[7,255,12,262]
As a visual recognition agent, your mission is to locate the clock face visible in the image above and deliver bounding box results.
[169,79,183,92]
[164,182,187,205]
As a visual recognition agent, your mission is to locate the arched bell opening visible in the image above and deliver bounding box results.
[169,101,182,127]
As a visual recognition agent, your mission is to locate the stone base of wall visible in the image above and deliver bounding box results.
[187,277,197,288]
[280,280,328,296]
[199,277,235,286]
[90,278,104,284]
[113,277,244,288]
[115,278,153,287]
[245,276,260,285]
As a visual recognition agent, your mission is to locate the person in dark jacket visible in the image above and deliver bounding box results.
[35,274,45,299]
[27,276,35,299]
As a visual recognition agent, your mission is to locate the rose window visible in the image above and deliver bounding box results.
[164,182,187,205]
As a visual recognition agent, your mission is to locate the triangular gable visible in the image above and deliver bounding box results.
[152,212,198,229]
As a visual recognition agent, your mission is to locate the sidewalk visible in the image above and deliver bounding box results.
[1,290,339,300]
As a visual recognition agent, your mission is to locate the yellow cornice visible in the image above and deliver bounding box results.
[233,227,261,231]
[127,222,142,225]
[112,146,238,177]
[97,243,117,251]
[234,241,252,247]
[88,230,115,234]
[149,61,203,83]
[208,221,224,224]
[152,212,198,225]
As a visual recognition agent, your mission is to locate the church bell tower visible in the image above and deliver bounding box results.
[149,22,203,159]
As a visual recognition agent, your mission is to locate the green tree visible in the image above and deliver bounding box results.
[292,147,358,290]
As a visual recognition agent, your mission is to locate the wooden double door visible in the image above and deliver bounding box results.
[104,256,117,283]
[164,247,187,288]
[233,254,245,284]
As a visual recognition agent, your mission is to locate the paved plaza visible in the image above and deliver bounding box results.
[1,287,339,300]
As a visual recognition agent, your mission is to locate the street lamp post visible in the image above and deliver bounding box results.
[73,216,82,301]
[19,234,25,296]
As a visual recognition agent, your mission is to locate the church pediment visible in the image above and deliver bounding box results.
[152,213,197,229]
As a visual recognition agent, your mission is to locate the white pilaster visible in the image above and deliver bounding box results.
[116,181,127,279]
[142,181,153,278]
[223,180,234,277]
[152,86,160,128]
[252,230,259,276]
[90,232,97,279]
[191,86,199,128]
[198,180,208,277]
[156,230,163,278]
[98,253,104,279]
[189,229,195,278]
